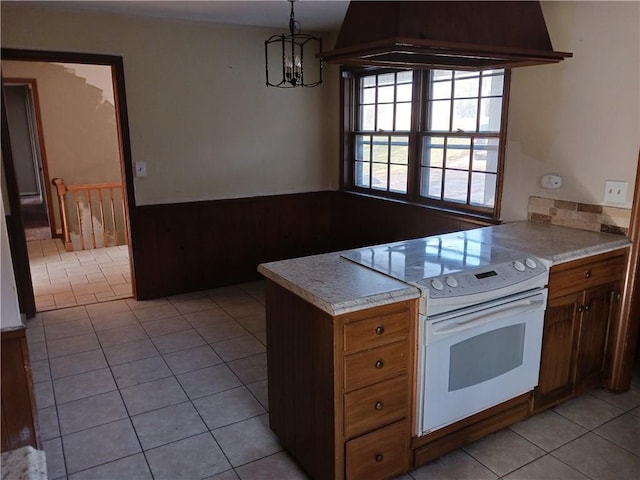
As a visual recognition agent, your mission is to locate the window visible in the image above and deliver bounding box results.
[346,68,509,218]
[354,71,412,194]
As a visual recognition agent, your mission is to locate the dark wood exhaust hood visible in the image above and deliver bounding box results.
[320,1,572,70]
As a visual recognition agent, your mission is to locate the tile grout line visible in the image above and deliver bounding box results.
[37,290,270,479]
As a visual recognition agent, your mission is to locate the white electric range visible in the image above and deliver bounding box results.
[341,228,550,435]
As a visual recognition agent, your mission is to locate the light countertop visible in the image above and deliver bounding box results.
[1,446,47,480]
[474,222,631,264]
[258,221,631,316]
[257,251,420,316]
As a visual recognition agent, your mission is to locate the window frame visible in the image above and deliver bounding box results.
[340,67,511,220]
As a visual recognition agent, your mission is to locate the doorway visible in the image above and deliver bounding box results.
[4,81,54,242]
[2,49,138,316]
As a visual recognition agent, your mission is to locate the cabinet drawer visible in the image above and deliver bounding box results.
[344,341,408,392]
[344,375,409,439]
[344,311,409,353]
[548,254,625,299]
[345,420,408,480]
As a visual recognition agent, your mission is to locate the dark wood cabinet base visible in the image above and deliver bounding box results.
[1,327,40,452]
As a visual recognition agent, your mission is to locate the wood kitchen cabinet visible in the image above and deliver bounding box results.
[265,280,416,480]
[533,250,625,412]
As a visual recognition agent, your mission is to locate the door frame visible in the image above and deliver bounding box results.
[1,48,139,313]
[610,149,640,391]
[2,86,36,317]
[4,79,56,239]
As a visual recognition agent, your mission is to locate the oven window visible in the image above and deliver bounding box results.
[448,324,525,391]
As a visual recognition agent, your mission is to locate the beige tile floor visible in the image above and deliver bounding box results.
[26,282,640,480]
[27,239,132,312]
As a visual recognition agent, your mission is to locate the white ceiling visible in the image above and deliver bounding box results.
[27,0,350,33]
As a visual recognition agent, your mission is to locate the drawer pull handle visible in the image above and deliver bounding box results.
[375,360,384,369]
[375,454,384,463]
[375,326,385,335]
[585,270,592,279]
[374,401,384,410]
[578,305,584,313]
[584,304,591,311]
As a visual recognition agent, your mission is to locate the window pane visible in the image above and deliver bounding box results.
[420,167,442,198]
[431,80,452,100]
[445,138,471,170]
[455,71,477,79]
[355,135,371,162]
[390,136,409,165]
[390,165,408,193]
[377,104,394,131]
[443,170,469,203]
[396,103,412,130]
[360,105,375,130]
[397,71,413,83]
[472,138,499,172]
[479,98,503,132]
[452,99,478,132]
[481,74,504,96]
[372,137,389,163]
[372,163,389,190]
[454,77,479,98]
[429,100,451,131]
[396,83,412,102]
[432,70,452,81]
[378,73,395,86]
[378,85,394,103]
[422,136,445,167]
[355,161,371,188]
[362,87,376,104]
[470,172,496,207]
[362,76,376,88]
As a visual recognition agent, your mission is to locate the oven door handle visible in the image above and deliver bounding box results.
[432,297,546,335]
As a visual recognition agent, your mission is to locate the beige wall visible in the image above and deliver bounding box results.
[57,62,116,105]
[0,3,339,206]
[503,1,639,221]
[2,2,636,221]
[2,61,121,186]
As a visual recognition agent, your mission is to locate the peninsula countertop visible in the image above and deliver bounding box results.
[258,221,631,316]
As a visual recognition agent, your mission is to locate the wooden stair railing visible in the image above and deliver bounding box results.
[52,178,127,252]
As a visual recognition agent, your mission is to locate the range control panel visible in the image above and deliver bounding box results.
[416,256,549,299]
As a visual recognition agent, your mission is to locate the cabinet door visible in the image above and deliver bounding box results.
[534,291,581,411]
[575,282,619,388]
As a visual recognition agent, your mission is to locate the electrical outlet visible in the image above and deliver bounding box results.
[541,173,563,190]
[604,180,627,204]
[135,161,147,177]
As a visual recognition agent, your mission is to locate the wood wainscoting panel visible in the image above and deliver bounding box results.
[133,192,332,299]
[329,191,495,251]
[132,191,492,300]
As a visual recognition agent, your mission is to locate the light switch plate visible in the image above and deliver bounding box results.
[604,180,627,204]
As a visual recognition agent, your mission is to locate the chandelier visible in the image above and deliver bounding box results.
[264,0,323,88]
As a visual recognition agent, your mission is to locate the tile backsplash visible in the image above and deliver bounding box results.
[527,196,630,235]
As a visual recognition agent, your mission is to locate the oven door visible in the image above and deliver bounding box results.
[418,288,547,436]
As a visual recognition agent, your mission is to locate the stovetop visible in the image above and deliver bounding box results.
[341,229,544,281]
[341,229,550,312]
